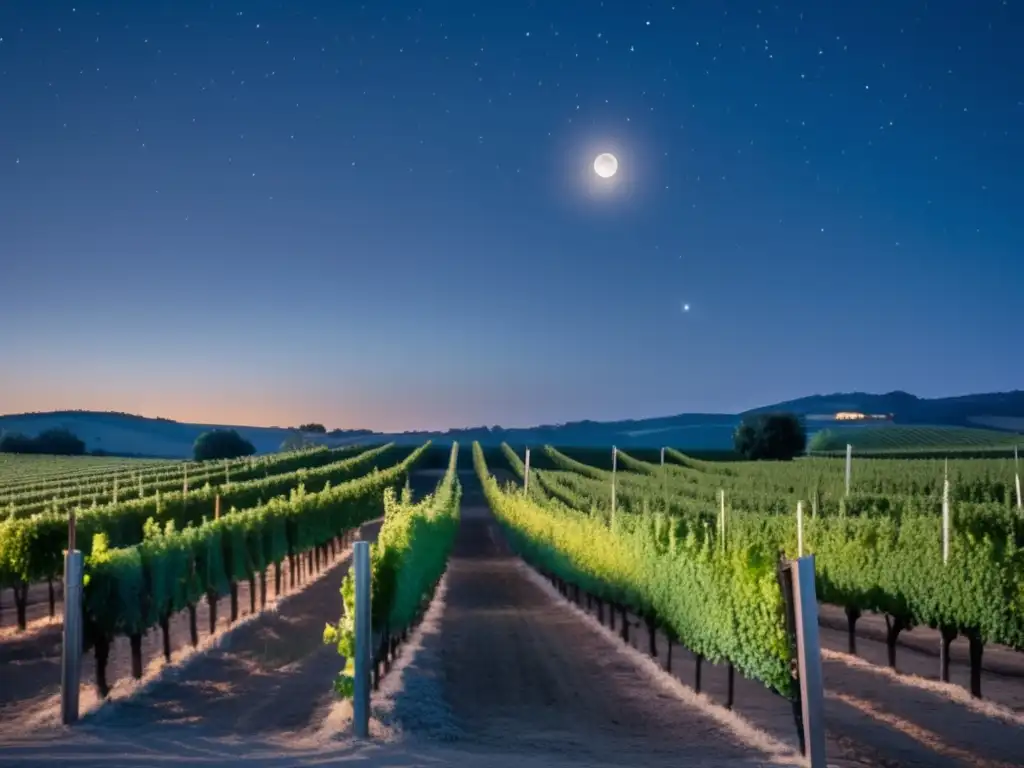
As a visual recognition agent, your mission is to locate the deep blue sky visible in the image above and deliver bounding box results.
[2,1,1020,431]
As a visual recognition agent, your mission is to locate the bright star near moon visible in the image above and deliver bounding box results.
[593,152,618,178]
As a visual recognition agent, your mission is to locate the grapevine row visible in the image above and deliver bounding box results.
[3,446,357,516]
[660,446,1019,504]
[0,444,400,627]
[531,444,1024,696]
[477,443,796,697]
[0,455,173,491]
[325,443,461,697]
[83,442,430,696]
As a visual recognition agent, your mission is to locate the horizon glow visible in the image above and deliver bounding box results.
[2,1,1021,432]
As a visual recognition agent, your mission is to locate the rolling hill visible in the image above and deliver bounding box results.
[746,389,1024,430]
[0,411,363,459]
[2,389,1022,458]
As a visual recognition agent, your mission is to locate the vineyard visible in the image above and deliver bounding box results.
[0,444,401,630]
[809,424,1022,455]
[493,443,1024,687]
[3,444,368,519]
[1,440,1023,767]
[0,453,173,488]
[324,443,461,698]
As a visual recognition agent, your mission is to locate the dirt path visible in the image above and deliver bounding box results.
[818,604,1024,685]
[0,471,445,744]
[394,471,772,767]
[605,612,1024,768]
[816,634,1024,766]
[0,581,64,633]
[0,522,373,737]
[84,517,382,738]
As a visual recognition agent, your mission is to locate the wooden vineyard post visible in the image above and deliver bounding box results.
[779,556,826,765]
[777,559,804,753]
[61,510,83,725]
[845,444,852,497]
[352,541,371,738]
[524,448,531,495]
[939,460,952,682]
[215,494,221,520]
[726,662,735,710]
[611,446,618,516]
[1015,446,1022,512]
[942,461,950,566]
[719,488,736,707]
[792,555,827,767]
[182,465,189,515]
[796,501,805,558]
[718,489,726,552]
[661,447,667,510]
[68,509,77,566]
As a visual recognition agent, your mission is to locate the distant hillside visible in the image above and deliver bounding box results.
[0,411,361,459]
[3,390,1023,458]
[744,390,1024,431]
[414,390,1024,449]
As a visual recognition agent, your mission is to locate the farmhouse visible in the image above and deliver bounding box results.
[834,411,894,421]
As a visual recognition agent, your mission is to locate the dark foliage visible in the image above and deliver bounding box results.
[193,429,256,461]
[327,428,374,437]
[1,409,175,423]
[297,423,327,434]
[733,413,806,460]
[0,427,87,455]
[0,432,34,453]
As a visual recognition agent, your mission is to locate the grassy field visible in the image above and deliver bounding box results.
[808,424,1022,455]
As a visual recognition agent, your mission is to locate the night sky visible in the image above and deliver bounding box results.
[2,1,1021,431]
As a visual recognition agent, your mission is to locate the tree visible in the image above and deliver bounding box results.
[733,412,806,461]
[328,427,372,437]
[0,427,85,455]
[194,429,256,461]
[35,428,86,455]
[297,423,326,434]
[0,431,37,454]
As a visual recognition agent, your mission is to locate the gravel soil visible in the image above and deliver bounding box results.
[0,522,373,737]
